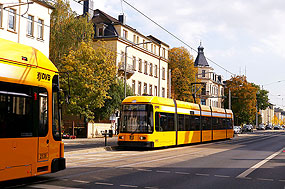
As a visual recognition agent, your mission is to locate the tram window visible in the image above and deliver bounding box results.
[201,116,211,130]
[178,114,185,131]
[155,112,175,131]
[212,117,218,130]
[227,118,233,129]
[39,88,48,137]
[192,116,200,130]
[167,113,175,131]
[222,118,227,129]
[0,81,34,138]
[52,75,61,141]
[185,115,191,131]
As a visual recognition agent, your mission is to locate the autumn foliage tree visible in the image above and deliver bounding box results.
[168,47,198,102]
[60,41,117,121]
[224,75,258,125]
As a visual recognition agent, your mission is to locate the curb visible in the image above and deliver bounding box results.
[65,146,117,156]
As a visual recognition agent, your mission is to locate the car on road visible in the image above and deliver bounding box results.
[234,126,242,134]
[257,124,265,130]
[265,124,273,130]
[62,133,71,139]
[274,125,283,130]
[242,124,253,132]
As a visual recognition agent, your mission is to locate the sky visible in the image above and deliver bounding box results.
[70,0,285,108]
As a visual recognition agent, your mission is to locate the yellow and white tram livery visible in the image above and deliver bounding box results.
[118,96,234,148]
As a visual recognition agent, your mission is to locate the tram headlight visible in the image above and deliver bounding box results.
[139,136,146,140]
[119,136,124,139]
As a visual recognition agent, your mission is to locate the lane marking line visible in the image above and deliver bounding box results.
[196,173,209,176]
[120,184,138,188]
[279,180,285,182]
[156,170,170,173]
[236,177,252,180]
[144,187,159,189]
[137,168,152,172]
[236,147,284,178]
[95,182,114,186]
[214,175,230,178]
[175,172,190,175]
[29,184,79,189]
[72,180,90,184]
[256,178,274,181]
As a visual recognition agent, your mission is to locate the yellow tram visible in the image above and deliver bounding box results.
[118,96,234,148]
[0,38,65,182]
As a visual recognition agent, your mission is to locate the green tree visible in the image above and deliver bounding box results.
[224,75,258,125]
[49,0,94,69]
[251,83,270,110]
[93,79,133,121]
[60,41,116,121]
[168,47,198,102]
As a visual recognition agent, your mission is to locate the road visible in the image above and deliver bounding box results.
[1,130,285,189]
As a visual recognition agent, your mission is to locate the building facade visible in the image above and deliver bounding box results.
[194,44,224,108]
[91,9,169,97]
[260,104,274,125]
[0,0,53,57]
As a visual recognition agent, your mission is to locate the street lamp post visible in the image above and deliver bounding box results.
[124,41,152,98]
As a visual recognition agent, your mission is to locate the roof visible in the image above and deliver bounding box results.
[194,44,209,67]
[33,0,55,9]
[148,35,169,47]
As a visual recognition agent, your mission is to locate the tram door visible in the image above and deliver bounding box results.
[38,88,49,162]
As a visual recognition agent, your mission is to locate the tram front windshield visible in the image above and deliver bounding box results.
[120,104,153,133]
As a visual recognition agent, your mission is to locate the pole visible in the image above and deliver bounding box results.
[229,89,231,110]
[256,103,258,129]
[124,47,127,98]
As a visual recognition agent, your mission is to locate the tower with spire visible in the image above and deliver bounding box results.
[194,42,224,108]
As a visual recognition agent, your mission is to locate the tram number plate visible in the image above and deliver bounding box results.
[130,135,134,140]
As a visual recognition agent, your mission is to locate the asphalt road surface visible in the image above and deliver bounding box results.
[1,130,285,189]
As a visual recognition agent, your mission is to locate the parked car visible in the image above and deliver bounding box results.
[62,133,70,139]
[274,125,283,130]
[234,126,242,134]
[242,124,253,132]
[257,124,265,130]
[265,124,273,130]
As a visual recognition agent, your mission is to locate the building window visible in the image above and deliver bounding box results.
[162,67,165,80]
[201,99,206,105]
[143,83,147,94]
[133,34,136,43]
[121,51,125,64]
[98,27,103,36]
[138,59,142,72]
[162,48,166,58]
[37,19,44,40]
[132,80,136,95]
[132,56,136,71]
[137,36,139,44]
[154,65,158,77]
[149,63,153,76]
[8,8,16,31]
[202,70,206,77]
[27,15,34,36]
[151,44,153,52]
[154,86,157,96]
[149,85,153,95]
[0,4,3,28]
[143,39,145,48]
[123,29,128,39]
[154,45,156,54]
[138,82,141,95]
[162,87,165,98]
[144,61,148,74]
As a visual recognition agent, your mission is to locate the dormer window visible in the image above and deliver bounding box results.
[98,28,103,36]
[96,23,107,37]
[123,29,128,39]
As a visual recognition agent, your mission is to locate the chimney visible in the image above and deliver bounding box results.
[83,0,94,19]
[118,14,126,25]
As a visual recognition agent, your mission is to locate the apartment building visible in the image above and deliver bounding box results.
[194,44,224,108]
[0,0,53,57]
[91,9,169,97]
[260,104,274,125]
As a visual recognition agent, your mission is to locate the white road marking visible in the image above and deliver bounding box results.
[95,182,114,186]
[196,173,209,176]
[72,180,90,184]
[214,175,230,178]
[120,184,138,188]
[144,187,159,189]
[156,170,170,173]
[256,178,274,181]
[236,177,252,180]
[29,184,79,189]
[279,180,285,182]
[236,147,284,178]
[137,168,152,172]
[175,172,190,175]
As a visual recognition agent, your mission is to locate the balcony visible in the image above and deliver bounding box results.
[118,62,135,78]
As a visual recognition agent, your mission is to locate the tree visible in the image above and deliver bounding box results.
[251,83,270,110]
[224,75,258,125]
[93,79,133,121]
[168,47,198,102]
[60,41,117,121]
[49,0,94,69]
